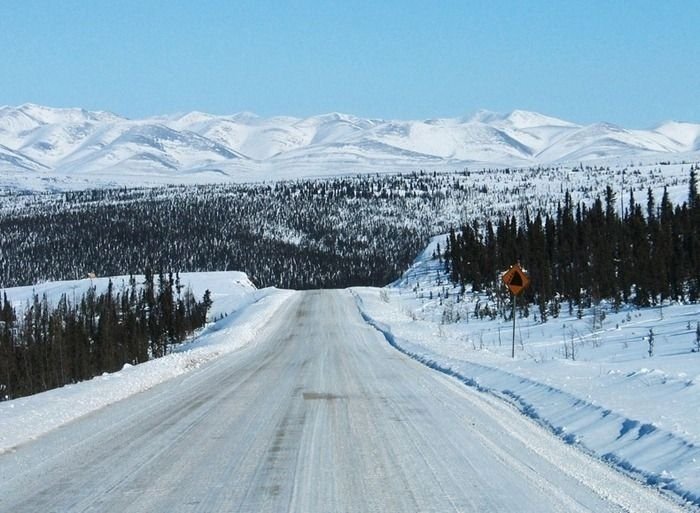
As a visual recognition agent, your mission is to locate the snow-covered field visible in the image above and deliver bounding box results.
[0,272,293,454]
[353,236,700,507]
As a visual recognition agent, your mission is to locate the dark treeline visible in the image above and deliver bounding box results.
[0,174,467,290]
[0,270,212,400]
[0,168,687,290]
[445,167,700,320]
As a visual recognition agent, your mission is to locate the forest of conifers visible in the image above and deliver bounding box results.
[0,167,666,291]
[444,167,700,321]
[0,166,698,399]
[0,270,212,400]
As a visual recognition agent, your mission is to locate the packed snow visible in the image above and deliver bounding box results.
[0,272,293,454]
[353,236,700,507]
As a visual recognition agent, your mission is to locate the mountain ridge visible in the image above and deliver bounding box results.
[1,104,699,187]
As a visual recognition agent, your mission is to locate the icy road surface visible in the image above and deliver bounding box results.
[0,291,688,513]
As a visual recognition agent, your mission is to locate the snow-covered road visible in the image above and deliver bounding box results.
[0,290,688,512]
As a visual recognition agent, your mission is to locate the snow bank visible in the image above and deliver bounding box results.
[0,273,294,454]
[353,289,700,508]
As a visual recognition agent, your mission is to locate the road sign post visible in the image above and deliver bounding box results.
[501,263,530,358]
[512,292,517,358]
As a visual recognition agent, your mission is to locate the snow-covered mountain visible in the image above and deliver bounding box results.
[0,103,699,187]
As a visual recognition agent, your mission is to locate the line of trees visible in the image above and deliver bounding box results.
[1,166,675,291]
[0,177,444,290]
[0,270,212,401]
[445,167,700,321]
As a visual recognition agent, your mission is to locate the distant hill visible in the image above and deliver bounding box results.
[1,103,699,189]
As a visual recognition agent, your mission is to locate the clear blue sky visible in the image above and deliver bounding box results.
[1,0,698,127]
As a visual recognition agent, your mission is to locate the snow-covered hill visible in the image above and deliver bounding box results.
[1,103,699,188]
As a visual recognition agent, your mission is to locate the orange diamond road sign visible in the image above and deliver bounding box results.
[502,263,530,296]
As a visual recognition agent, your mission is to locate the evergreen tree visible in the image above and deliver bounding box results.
[689,167,699,210]
[0,270,212,401]
[442,169,700,313]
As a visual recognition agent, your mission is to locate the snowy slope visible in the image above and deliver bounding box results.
[0,271,294,452]
[0,144,48,172]
[655,121,700,151]
[1,104,700,188]
[353,237,700,507]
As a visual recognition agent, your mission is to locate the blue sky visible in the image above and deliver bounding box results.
[1,1,698,127]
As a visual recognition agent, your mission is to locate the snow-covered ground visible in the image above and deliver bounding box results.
[3,289,690,512]
[0,272,294,454]
[353,235,700,507]
[2,247,700,507]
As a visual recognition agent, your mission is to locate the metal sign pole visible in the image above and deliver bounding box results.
[503,263,529,359]
[512,292,516,358]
